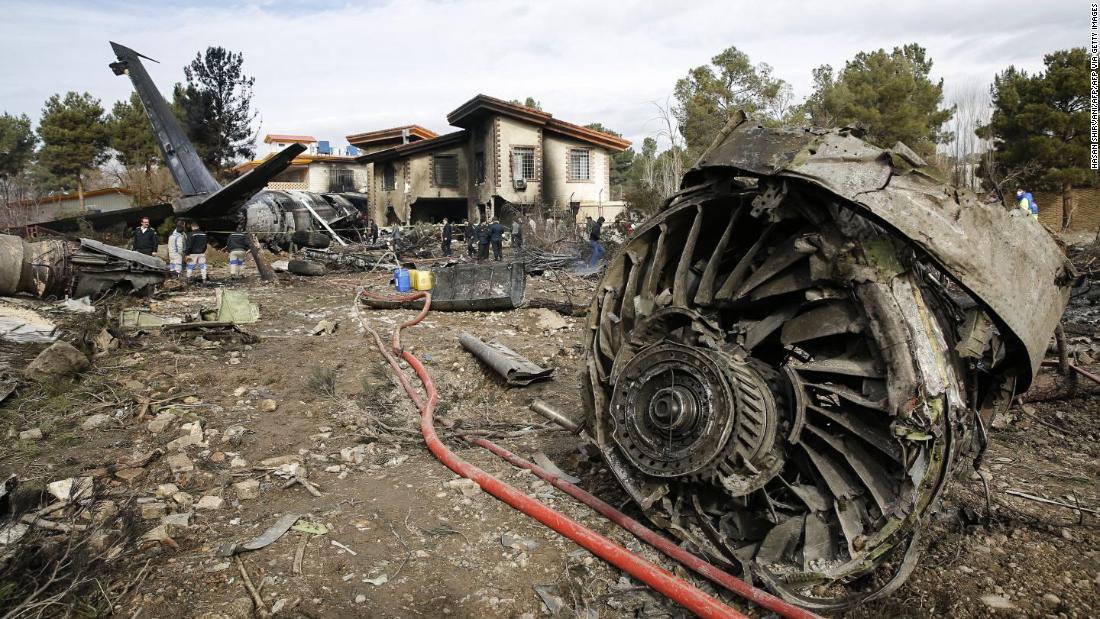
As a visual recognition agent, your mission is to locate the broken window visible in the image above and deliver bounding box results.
[433,155,459,188]
[513,147,535,180]
[383,163,396,191]
[568,149,590,181]
[474,152,486,185]
[328,168,355,192]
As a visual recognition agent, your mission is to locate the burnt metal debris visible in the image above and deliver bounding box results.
[581,116,1073,610]
[459,332,553,386]
[0,234,167,300]
[361,262,527,312]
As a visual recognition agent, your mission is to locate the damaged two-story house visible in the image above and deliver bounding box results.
[348,95,631,224]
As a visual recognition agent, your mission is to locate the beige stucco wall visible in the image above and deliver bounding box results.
[306,162,369,194]
[493,115,543,205]
[372,147,469,223]
[543,135,611,208]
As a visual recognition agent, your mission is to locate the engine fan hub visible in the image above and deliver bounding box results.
[610,342,777,481]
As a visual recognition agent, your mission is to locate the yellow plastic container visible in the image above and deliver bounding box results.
[412,269,433,291]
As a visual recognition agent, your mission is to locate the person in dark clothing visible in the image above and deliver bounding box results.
[463,220,476,256]
[368,220,379,245]
[488,218,505,261]
[511,220,522,250]
[477,221,491,261]
[185,221,209,282]
[588,216,605,267]
[132,217,157,255]
[225,227,250,277]
[441,218,453,256]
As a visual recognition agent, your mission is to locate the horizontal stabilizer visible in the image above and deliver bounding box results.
[177,143,306,219]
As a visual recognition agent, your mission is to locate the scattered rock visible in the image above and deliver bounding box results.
[210,451,226,463]
[140,502,168,520]
[446,478,481,497]
[196,495,224,510]
[114,467,145,483]
[1042,593,1061,607]
[531,308,569,332]
[183,396,201,405]
[230,457,248,469]
[258,399,278,412]
[82,414,111,430]
[340,445,367,465]
[147,412,176,433]
[172,491,194,508]
[23,341,90,381]
[162,512,192,527]
[47,477,92,502]
[18,428,42,441]
[167,453,194,474]
[156,483,179,498]
[980,595,1015,610]
[233,479,260,500]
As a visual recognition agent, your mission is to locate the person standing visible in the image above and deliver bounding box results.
[368,219,379,245]
[463,219,475,256]
[441,218,453,257]
[511,219,523,250]
[390,222,402,259]
[225,227,250,278]
[185,221,209,283]
[584,215,595,240]
[489,217,505,261]
[477,220,491,261]
[167,220,187,277]
[588,216,605,267]
[132,217,157,256]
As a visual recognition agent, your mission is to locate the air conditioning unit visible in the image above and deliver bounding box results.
[513,178,527,191]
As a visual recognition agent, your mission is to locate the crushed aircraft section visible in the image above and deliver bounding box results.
[581,117,1073,609]
[0,234,167,300]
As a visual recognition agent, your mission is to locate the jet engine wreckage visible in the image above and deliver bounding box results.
[580,116,1073,610]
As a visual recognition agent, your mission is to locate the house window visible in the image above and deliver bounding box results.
[433,155,459,188]
[328,168,355,192]
[513,147,535,180]
[474,152,486,184]
[383,163,396,191]
[568,149,590,181]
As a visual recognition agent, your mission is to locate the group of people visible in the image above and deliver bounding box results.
[443,217,518,262]
[131,217,251,283]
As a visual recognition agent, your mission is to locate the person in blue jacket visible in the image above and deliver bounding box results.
[1016,188,1039,219]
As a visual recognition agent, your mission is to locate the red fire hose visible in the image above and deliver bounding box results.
[357,289,817,619]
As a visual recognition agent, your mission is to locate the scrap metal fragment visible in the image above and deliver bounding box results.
[459,332,553,386]
[217,513,300,557]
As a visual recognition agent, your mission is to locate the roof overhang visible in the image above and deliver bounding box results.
[356,130,469,164]
[446,94,630,152]
[346,125,438,148]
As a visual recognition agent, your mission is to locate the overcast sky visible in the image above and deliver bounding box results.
[0,0,1084,153]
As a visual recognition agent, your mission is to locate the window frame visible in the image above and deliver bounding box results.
[382,162,396,191]
[432,154,459,188]
[512,146,536,181]
[567,148,591,182]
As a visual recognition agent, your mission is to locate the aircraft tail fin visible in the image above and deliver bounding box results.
[109,42,222,197]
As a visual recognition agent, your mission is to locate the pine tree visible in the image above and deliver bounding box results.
[804,44,954,155]
[108,93,160,171]
[673,46,790,159]
[172,46,256,172]
[0,112,36,209]
[36,92,110,211]
[978,48,1092,230]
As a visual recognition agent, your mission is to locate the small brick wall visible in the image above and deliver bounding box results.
[1033,187,1100,233]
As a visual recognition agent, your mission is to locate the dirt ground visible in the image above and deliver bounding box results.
[1,246,1097,618]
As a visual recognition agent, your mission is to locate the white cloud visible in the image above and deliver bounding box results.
[0,0,1082,152]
